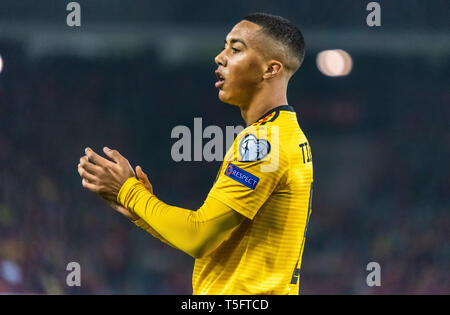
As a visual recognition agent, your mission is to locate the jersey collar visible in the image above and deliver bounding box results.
[251,105,295,126]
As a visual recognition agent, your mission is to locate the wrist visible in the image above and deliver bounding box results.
[117,177,141,204]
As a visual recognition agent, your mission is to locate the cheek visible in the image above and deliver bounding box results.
[229,57,262,86]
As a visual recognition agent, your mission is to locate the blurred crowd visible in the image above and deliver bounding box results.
[0,43,448,294]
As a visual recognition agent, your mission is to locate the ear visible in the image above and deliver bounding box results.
[262,60,283,80]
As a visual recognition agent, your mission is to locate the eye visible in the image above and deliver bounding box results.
[221,45,240,53]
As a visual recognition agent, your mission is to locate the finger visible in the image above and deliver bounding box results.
[85,147,114,167]
[79,156,103,176]
[78,163,99,183]
[98,195,139,221]
[136,165,144,178]
[136,165,153,193]
[103,147,126,164]
[81,178,101,193]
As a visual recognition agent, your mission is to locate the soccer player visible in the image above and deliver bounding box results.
[78,12,313,295]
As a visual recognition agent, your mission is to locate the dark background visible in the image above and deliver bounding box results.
[0,1,448,294]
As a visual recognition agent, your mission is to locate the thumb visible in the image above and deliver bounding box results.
[136,166,153,193]
[136,165,145,178]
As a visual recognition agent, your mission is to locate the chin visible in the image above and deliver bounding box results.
[218,90,240,107]
[218,90,229,103]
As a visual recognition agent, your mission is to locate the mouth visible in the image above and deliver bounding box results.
[215,70,225,89]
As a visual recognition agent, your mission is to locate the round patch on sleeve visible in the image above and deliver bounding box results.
[238,134,271,162]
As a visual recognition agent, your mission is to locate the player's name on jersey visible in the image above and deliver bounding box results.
[299,141,312,164]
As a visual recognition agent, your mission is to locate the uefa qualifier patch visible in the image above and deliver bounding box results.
[238,134,271,162]
[224,163,259,190]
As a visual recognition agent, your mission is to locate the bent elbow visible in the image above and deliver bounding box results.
[189,242,213,259]
[190,251,202,259]
[189,247,207,259]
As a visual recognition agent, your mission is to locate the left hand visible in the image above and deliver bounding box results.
[78,147,135,203]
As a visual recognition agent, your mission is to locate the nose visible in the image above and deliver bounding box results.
[214,50,226,67]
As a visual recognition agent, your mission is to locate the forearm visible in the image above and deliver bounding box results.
[118,178,243,258]
[131,217,180,250]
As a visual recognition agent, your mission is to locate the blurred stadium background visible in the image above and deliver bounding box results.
[0,1,448,294]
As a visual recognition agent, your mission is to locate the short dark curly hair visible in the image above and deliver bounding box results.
[243,12,305,75]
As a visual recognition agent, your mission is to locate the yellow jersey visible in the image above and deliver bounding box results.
[192,105,314,295]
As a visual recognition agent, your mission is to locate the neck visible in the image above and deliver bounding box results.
[240,83,288,126]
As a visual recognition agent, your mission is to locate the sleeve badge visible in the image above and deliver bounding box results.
[238,134,271,162]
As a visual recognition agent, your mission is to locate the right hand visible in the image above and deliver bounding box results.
[101,165,153,221]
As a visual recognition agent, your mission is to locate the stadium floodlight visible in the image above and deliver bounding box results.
[316,49,353,77]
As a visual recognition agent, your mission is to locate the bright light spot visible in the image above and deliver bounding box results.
[0,55,3,74]
[316,49,353,77]
[0,260,23,284]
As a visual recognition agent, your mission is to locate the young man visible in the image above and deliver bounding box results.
[78,13,313,295]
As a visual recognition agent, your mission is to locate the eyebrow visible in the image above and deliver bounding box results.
[224,38,247,48]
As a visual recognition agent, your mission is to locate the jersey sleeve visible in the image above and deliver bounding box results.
[131,217,180,250]
[208,125,289,220]
[117,177,244,258]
